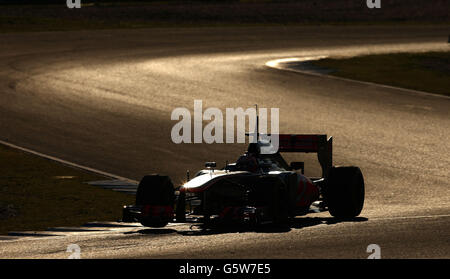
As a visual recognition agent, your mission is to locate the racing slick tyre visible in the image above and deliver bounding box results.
[324,166,365,218]
[136,175,175,227]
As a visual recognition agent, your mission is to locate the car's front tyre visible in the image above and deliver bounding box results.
[136,174,175,227]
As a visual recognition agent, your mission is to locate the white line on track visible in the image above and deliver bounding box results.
[2,214,449,243]
[0,140,138,184]
[265,56,450,100]
[369,214,450,221]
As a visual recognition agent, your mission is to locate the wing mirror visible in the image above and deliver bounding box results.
[290,162,304,174]
[205,162,216,168]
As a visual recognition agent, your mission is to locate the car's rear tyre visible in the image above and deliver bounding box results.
[324,166,365,218]
[136,175,175,227]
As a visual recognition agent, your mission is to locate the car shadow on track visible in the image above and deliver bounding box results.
[124,217,368,236]
[290,216,368,229]
[126,216,368,236]
[178,224,292,236]
[124,228,178,235]
[190,217,368,235]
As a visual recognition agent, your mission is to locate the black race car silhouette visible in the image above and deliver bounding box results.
[122,134,365,228]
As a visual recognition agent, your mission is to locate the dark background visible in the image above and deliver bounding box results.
[0,1,449,26]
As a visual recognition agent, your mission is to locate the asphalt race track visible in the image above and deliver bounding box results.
[0,25,449,258]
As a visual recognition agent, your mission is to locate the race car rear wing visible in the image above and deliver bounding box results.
[277,134,333,178]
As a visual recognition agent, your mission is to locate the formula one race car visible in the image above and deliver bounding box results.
[122,134,364,227]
